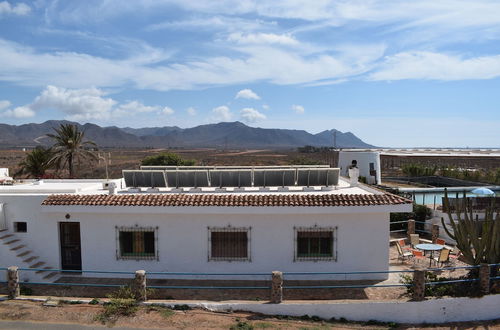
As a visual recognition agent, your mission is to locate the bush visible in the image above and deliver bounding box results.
[94,286,139,325]
[230,321,254,330]
[141,152,195,166]
[95,298,139,325]
[399,271,480,298]
[390,203,432,231]
[402,164,437,177]
[289,156,324,165]
[88,298,100,305]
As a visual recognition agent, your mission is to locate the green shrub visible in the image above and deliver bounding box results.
[141,152,195,166]
[88,298,100,305]
[230,321,254,330]
[94,286,141,325]
[399,271,480,298]
[95,298,138,325]
[20,286,33,296]
[289,156,323,165]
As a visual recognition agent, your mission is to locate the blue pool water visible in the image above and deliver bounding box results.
[400,189,500,206]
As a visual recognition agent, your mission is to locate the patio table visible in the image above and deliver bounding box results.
[415,243,443,267]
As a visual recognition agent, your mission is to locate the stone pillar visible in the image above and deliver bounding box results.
[431,224,439,244]
[7,266,20,299]
[407,219,415,241]
[271,271,283,303]
[479,263,490,295]
[412,270,425,301]
[134,270,147,302]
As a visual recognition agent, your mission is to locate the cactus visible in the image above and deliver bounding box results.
[441,189,500,265]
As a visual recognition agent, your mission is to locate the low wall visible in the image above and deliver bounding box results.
[154,295,500,324]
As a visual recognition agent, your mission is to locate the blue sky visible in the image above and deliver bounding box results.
[0,0,499,147]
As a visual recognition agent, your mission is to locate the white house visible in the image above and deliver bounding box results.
[0,167,411,283]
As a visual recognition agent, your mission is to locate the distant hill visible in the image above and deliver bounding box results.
[0,120,374,149]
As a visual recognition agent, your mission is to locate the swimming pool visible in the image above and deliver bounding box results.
[398,187,500,206]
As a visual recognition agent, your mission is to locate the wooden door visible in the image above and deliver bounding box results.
[59,222,82,271]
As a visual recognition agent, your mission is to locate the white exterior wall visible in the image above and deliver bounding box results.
[338,151,381,185]
[0,194,394,280]
[0,195,61,267]
[46,209,389,280]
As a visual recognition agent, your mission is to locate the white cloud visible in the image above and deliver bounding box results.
[186,107,197,116]
[0,99,11,110]
[117,100,160,113]
[240,107,266,123]
[235,88,261,100]
[0,1,30,16]
[370,51,500,81]
[228,32,298,45]
[0,38,381,91]
[29,85,116,121]
[292,104,305,114]
[2,106,35,118]
[6,85,173,121]
[161,106,174,115]
[147,16,275,32]
[262,104,269,110]
[212,105,232,121]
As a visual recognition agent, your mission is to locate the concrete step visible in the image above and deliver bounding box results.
[5,239,20,245]
[43,272,59,280]
[23,256,38,263]
[17,250,31,257]
[36,266,52,274]
[0,234,14,239]
[0,229,7,232]
[10,244,25,251]
[30,261,46,269]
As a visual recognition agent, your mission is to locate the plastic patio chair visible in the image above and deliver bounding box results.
[398,239,412,251]
[396,241,413,262]
[433,248,451,267]
[449,250,462,263]
[436,238,446,245]
[412,250,426,264]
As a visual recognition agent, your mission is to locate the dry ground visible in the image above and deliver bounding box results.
[1,299,499,329]
[0,148,336,179]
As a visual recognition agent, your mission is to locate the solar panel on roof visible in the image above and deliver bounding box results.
[122,170,167,188]
[253,169,295,187]
[209,170,252,187]
[297,168,340,187]
[165,170,210,188]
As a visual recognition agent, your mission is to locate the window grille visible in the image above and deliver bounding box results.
[294,226,337,262]
[208,226,251,261]
[116,226,159,260]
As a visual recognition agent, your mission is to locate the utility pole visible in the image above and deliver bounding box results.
[98,152,111,180]
[332,131,338,167]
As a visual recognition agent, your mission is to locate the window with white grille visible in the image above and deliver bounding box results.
[294,226,337,261]
[208,226,251,261]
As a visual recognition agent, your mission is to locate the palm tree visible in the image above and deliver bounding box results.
[16,146,53,178]
[47,124,98,178]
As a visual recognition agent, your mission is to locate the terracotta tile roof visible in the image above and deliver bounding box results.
[41,193,411,207]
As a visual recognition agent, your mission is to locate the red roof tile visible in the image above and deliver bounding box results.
[41,193,411,207]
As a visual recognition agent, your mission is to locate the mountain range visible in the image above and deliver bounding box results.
[0,120,374,149]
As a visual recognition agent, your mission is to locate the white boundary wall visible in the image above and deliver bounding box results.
[157,295,500,323]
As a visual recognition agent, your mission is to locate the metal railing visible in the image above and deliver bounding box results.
[1,263,498,301]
